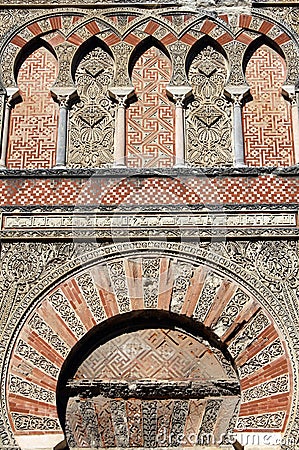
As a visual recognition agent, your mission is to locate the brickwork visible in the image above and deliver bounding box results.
[7,47,59,169]
[243,45,294,167]
[0,174,297,206]
[127,47,175,168]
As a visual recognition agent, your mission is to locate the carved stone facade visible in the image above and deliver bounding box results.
[0,1,299,450]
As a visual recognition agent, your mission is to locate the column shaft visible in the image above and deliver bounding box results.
[175,100,185,167]
[55,99,69,168]
[292,96,299,164]
[114,102,126,166]
[233,99,246,167]
[0,102,12,168]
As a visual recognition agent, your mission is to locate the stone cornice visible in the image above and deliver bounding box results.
[0,166,298,178]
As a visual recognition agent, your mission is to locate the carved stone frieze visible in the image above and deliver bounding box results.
[49,290,87,339]
[228,310,270,358]
[238,338,285,378]
[75,272,107,322]
[241,374,289,403]
[168,41,190,86]
[236,411,286,431]
[224,41,248,87]
[9,375,55,404]
[171,262,194,314]
[198,399,222,444]
[169,400,189,446]
[15,339,59,378]
[142,258,160,309]
[281,40,299,85]
[1,43,19,88]
[213,289,251,337]
[28,312,70,358]
[108,261,131,313]
[193,271,222,321]
[11,413,60,432]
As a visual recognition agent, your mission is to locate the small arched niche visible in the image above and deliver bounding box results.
[68,37,116,168]
[127,39,175,168]
[186,38,232,167]
[243,39,294,167]
[7,41,59,169]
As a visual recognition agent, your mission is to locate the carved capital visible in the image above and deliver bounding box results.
[108,86,134,107]
[50,87,78,108]
[5,87,21,109]
[225,85,250,106]
[282,84,297,105]
[167,85,192,106]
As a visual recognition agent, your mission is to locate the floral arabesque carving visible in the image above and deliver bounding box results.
[68,47,116,167]
[186,45,233,166]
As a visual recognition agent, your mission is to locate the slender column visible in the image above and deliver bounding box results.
[0,99,13,168]
[51,87,77,168]
[226,86,249,168]
[167,86,192,167]
[114,96,127,166]
[55,95,70,168]
[232,95,246,167]
[173,95,186,167]
[109,87,134,167]
[290,93,299,164]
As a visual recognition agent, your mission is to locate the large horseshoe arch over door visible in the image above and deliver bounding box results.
[60,311,240,449]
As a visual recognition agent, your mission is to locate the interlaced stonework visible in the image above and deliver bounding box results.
[1,1,299,450]
[127,47,175,167]
[7,48,59,169]
[243,45,294,166]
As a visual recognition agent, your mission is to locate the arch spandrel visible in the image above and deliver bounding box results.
[4,247,292,448]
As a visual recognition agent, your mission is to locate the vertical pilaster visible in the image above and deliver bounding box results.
[174,96,185,167]
[167,86,192,167]
[51,88,77,168]
[232,96,246,167]
[55,95,70,168]
[282,85,299,165]
[0,100,12,168]
[0,88,20,169]
[226,86,249,168]
[109,87,134,166]
[291,93,299,164]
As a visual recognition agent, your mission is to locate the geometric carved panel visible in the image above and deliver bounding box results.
[127,47,175,168]
[186,45,232,166]
[243,45,294,167]
[7,47,59,169]
[75,329,232,382]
